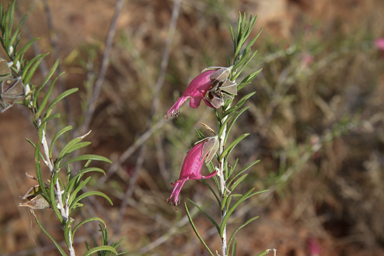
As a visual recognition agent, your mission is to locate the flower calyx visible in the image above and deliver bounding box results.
[202,66,238,108]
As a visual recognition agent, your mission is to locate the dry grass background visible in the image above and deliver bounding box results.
[1,0,384,255]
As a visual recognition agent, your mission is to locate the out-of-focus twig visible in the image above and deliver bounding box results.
[80,0,125,134]
[113,0,182,235]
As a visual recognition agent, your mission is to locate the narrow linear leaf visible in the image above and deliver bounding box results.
[35,217,68,256]
[34,140,49,201]
[224,92,255,116]
[82,246,117,256]
[229,174,248,192]
[64,218,73,250]
[227,216,259,255]
[229,159,260,183]
[60,154,112,169]
[228,158,239,179]
[233,50,258,81]
[70,191,113,210]
[68,177,91,205]
[24,52,49,85]
[36,59,59,95]
[185,203,214,256]
[231,239,237,256]
[238,68,262,91]
[220,188,255,236]
[224,106,249,145]
[50,125,73,158]
[46,88,78,113]
[220,133,249,161]
[73,217,106,240]
[9,14,28,46]
[14,38,39,63]
[35,75,59,118]
[245,189,269,200]
[26,138,46,160]
[42,113,60,125]
[218,111,236,138]
[50,171,64,223]
[187,199,219,232]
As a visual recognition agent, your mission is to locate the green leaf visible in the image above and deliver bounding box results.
[64,218,74,250]
[68,176,91,206]
[238,68,262,91]
[65,167,106,199]
[228,158,239,180]
[257,250,272,256]
[218,111,236,138]
[227,216,259,255]
[34,59,59,99]
[24,52,50,85]
[231,239,237,256]
[233,50,258,81]
[187,198,219,232]
[34,139,50,202]
[83,246,117,256]
[14,38,39,63]
[220,188,255,236]
[60,154,112,169]
[46,88,78,113]
[223,92,255,116]
[229,160,260,184]
[220,133,249,161]
[70,191,113,210]
[73,217,106,240]
[35,217,68,256]
[57,141,91,167]
[26,138,46,160]
[229,174,248,192]
[50,126,73,158]
[42,113,60,125]
[50,171,64,223]
[224,107,250,145]
[185,203,214,256]
[9,14,28,46]
[35,75,59,119]
[245,189,268,200]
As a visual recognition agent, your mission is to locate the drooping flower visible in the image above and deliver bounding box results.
[167,136,219,208]
[165,66,234,118]
[165,70,216,119]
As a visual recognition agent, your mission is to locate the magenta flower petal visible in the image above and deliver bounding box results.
[375,38,384,50]
[167,139,218,207]
[165,70,216,118]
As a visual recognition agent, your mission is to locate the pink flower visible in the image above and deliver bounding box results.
[308,237,322,256]
[165,70,216,118]
[375,38,384,51]
[167,137,219,208]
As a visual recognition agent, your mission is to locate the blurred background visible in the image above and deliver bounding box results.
[1,0,384,255]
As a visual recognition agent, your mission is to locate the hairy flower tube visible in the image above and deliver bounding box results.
[167,136,219,208]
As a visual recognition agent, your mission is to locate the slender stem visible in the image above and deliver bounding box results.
[219,106,230,256]
[37,118,75,255]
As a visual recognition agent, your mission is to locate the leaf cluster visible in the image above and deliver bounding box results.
[187,13,267,256]
[1,2,126,255]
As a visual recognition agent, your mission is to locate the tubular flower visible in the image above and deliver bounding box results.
[165,70,216,118]
[165,66,233,118]
[167,136,219,208]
